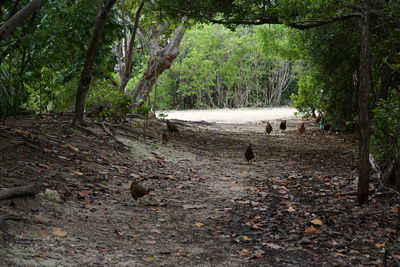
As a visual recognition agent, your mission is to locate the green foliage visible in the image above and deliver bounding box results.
[135,105,151,118]
[86,80,132,122]
[371,90,400,164]
[290,69,321,117]
[154,24,295,109]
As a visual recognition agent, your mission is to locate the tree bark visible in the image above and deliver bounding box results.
[357,0,371,205]
[72,0,117,125]
[130,24,186,104]
[118,0,146,93]
[0,0,47,42]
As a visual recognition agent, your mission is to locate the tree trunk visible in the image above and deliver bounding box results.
[0,0,47,42]
[357,0,371,205]
[72,0,117,125]
[118,0,145,93]
[130,25,186,104]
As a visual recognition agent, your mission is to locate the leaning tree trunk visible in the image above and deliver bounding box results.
[118,0,145,93]
[357,0,371,205]
[130,25,186,104]
[72,0,117,125]
[0,0,47,42]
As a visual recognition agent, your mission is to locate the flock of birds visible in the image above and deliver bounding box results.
[131,118,316,201]
[245,119,306,162]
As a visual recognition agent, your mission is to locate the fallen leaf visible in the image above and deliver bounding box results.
[287,206,295,212]
[242,235,252,241]
[52,229,68,237]
[177,250,186,256]
[77,190,92,196]
[37,163,52,169]
[374,243,385,248]
[304,225,322,234]
[57,155,70,161]
[70,171,84,176]
[310,219,323,226]
[195,222,205,227]
[64,144,79,152]
[246,252,264,260]
[336,253,347,258]
[262,243,283,249]
[250,224,261,230]
[150,229,161,234]
[391,206,398,213]
[385,227,396,234]
[238,249,251,256]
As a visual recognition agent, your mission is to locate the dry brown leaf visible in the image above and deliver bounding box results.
[262,243,283,249]
[70,171,84,176]
[241,235,252,241]
[195,222,205,227]
[374,243,385,248]
[37,163,52,169]
[250,224,261,230]
[238,249,251,256]
[57,155,70,161]
[52,229,68,237]
[64,144,79,152]
[304,225,322,234]
[391,206,398,213]
[336,253,347,258]
[310,219,323,226]
[287,206,295,212]
[246,252,264,260]
[385,227,396,234]
[150,229,161,234]
[177,250,186,256]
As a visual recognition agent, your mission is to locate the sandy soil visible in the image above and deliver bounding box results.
[157,107,297,123]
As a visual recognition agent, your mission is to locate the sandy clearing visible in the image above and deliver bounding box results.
[157,106,298,123]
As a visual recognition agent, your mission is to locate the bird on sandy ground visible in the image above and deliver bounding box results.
[299,122,305,135]
[86,106,105,121]
[245,144,254,162]
[280,120,287,131]
[265,121,273,135]
[130,182,150,201]
[162,131,170,144]
[166,120,179,135]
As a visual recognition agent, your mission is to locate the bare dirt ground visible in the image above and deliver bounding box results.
[0,109,399,266]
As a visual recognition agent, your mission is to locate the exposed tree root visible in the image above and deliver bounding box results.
[0,184,40,201]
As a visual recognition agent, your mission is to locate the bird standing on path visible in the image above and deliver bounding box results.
[166,120,179,135]
[280,120,287,131]
[265,122,273,135]
[245,144,254,162]
[299,122,305,135]
[130,182,150,201]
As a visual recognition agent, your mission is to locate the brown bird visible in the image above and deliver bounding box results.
[166,120,179,135]
[130,182,150,201]
[280,120,287,131]
[162,131,170,144]
[245,144,254,162]
[86,106,105,120]
[265,121,273,134]
[299,122,305,135]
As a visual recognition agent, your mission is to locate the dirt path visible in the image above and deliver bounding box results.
[0,114,398,266]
